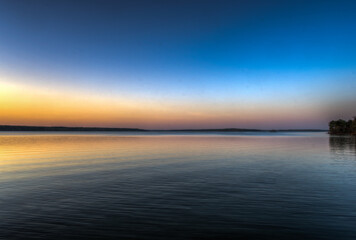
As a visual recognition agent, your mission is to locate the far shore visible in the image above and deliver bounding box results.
[0,125,327,132]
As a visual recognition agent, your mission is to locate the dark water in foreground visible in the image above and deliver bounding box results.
[0,132,356,239]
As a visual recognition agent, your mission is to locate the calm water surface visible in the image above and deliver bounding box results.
[0,132,356,239]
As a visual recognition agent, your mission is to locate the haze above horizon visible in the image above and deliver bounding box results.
[1,0,355,130]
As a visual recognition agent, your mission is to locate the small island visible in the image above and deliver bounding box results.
[329,117,356,135]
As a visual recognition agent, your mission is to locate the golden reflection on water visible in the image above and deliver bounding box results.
[0,134,328,182]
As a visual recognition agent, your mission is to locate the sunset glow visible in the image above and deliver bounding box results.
[0,0,355,129]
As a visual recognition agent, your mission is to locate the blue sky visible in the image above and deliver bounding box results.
[0,0,355,129]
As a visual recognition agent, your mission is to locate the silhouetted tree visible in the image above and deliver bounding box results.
[329,120,336,134]
[352,117,356,135]
[329,117,356,135]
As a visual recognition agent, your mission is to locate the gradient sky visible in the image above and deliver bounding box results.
[0,0,355,129]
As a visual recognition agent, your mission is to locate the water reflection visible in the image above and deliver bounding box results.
[1,133,356,240]
[329,136,356,155]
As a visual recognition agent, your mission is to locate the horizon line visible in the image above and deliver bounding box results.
[0,124,327,132]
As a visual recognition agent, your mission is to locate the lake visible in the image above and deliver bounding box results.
[0,132,355,239]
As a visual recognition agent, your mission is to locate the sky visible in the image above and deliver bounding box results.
[0,0,355,130]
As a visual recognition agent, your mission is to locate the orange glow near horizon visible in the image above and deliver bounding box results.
[0,78,324,130]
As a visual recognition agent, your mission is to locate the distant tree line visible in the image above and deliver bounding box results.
[329,117,356,135]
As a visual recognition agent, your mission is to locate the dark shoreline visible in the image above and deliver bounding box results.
[0,125,327,132]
